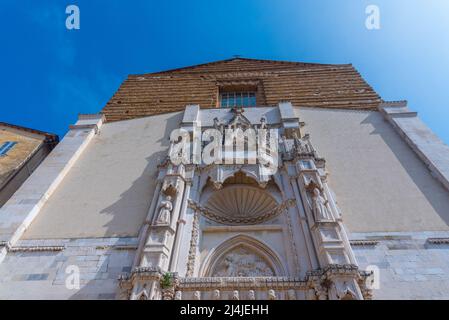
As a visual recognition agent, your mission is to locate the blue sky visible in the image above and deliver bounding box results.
[1,0,449,143]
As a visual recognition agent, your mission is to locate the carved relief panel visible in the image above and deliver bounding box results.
[210,246,275,277]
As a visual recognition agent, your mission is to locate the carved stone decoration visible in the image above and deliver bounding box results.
[259,116,267,130]
[186,212,200,277]
[213,289,221,300]
[268,289,277,300]
[248,290,256,300]
[330,281,358,300]
[358,271,374,300]
[156,195,173,225]
[210,247,275,277]
[287,289,296,300]
[174,291,182,300]
[213,117,224,136]
[311,188,332,222]
[283,205,300,275]
[203,186,278,225]
[306,288,317,300]
[339,287,357,300]
[232,290,239,300]
[162,287,175,300]
[228,107,252,130]
[137,286,149,300]
[292,132,314,155]
[312,280,328,300]
[193,291,201,300]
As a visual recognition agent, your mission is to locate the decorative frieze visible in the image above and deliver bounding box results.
[186,211,200,277]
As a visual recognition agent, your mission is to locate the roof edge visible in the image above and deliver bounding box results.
[0,122,59,143]
[131,57,351,76]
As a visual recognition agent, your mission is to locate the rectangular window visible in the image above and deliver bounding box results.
[0,141,17,156]
[220,91,256,108]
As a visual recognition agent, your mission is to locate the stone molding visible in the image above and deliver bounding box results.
[119,264,371,300]
[8,245,65,252]
[427,238,449,245]
[350,240,379,247]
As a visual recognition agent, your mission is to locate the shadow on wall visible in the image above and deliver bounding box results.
[361,112,449,228]
[69,112,181,299]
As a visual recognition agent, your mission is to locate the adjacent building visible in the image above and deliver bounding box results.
[1,58,449,300]
[0,123,58,207]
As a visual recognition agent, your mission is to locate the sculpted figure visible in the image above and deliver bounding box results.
[248,290,256,300]
[232,290,239,300]
[213,289,221,300]
[193,291,201,300]
[292,132,304,153]
[268,289,276,300]
[311,188,332,221]
[156,195,173,225]
[174,291,182,300]
[213,117,224,136]
[259,116,267,130]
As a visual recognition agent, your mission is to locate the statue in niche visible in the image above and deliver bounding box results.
[211,247,275,277]
[279,135,288,155]
[248,290,256,300]
[174,291,182,300]
[156,195,173,225]
[311,188,332,221]
[268,289,277,300]
[232,290,239,300]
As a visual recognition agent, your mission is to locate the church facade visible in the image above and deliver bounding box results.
[1,58,449,300]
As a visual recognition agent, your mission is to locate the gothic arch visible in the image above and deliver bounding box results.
[200,234,286,277]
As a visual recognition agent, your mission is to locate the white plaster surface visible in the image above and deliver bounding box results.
[297,107,449,233]
[23,112,183,239]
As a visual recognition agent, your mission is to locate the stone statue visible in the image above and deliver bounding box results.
[248,290,256,300]
[213,117,224,136]
[279,135,288,155]
[193,291,201,300]
[156,195,173,225]
[259,116,267,130]
[232,290,239,300]
[311,188,332,221]
[213,289,220,300]
[268,289,276,300]
[174,291,182,300]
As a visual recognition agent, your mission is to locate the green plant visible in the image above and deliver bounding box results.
[160,272,173,289]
